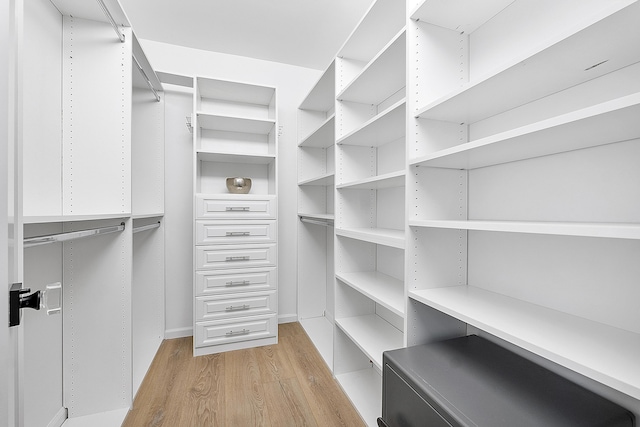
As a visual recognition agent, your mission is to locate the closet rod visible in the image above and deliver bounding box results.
[133,221,161,234]
[96,0,125,43]
[24,222,125,248]
[299,216,334,227]
[133,55,161,102]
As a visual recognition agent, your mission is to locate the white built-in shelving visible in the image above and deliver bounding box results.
[193,77,278,356]
[406,0,640,417]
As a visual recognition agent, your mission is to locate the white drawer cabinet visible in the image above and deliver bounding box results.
[195,291,276,321]
[195,268,277,296]
[196,195,276,219]
[194,314,278,348]
[196,220,276,245]
[195,243,276,270]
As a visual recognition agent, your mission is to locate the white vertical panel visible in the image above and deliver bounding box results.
[63,219,132,417]
[22,0,62,218]
[62,17,131,216]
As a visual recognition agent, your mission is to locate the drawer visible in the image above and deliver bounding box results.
[195,314,277,348]
[196,220,276,245]
[195,268,277,296]
[195,291,276,321]
[196,195,276,219]
[196,243,276,270]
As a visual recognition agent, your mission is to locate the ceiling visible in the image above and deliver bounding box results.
[119,0,374,70]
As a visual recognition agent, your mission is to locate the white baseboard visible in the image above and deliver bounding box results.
[278,314,298,324]
[164,326,193,339]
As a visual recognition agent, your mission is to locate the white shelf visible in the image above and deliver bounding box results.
[410,0,516,33]
[197,78,275,106]
[62,407,129,427]
[298,172,335,187]
[335,368,381,427]
[24,213,130,224]
[299,316,334,370]
[197,112,275,135]
[409,285,640,400]
[414,2,640,124]
[298,114,335,148]
[336,227,405,249]
[337,99,405,147]
[338,0,406,63]
[336,314,403,370]
[197,151,276,165]
[298,212,335,221]
[409,219,640,240]
[132,212,164,220]
[337,170,404,190]
[299,61,335,112]
[337,30,406,105]
[335,271,405,317]
[411,93,640,169]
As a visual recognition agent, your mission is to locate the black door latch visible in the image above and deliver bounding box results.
[9,283,41,327]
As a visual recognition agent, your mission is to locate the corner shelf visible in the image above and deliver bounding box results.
[409,286,640,401]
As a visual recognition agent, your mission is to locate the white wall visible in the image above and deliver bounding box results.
[141,40,321,337]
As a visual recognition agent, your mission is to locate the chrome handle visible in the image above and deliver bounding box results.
[225,329,250,336]
[226,304,250,311]
[225,280,251,287]
[226,256,250,261]
[226,231,251,237]
[226,206,250,211]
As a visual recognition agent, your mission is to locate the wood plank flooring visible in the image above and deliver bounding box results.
[122,322,366,427]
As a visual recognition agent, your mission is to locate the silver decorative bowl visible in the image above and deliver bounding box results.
[226,177,252,194]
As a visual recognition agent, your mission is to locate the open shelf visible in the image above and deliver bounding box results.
[337,30,406,105]
[335,368,381,427]
[410,0,516,33]
[337,99,406,147]
[336,314,403,370]
[299,61,335,112]
[23,213,130,224]
[409,220,640,240]
[197,78,275,106]
[298,114,335,148]
[336,271,404,317]
[337,170,404,190]
[197,151,276,165]
[409,285,640,400]
[414,2,640,124]
[336,227,405,249]
[197,112,275,134]
[299,316,334,370]
[411,93,640,169]
[298,172,335,187]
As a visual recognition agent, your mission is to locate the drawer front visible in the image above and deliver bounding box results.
[195,291,276,321]
[196,220,276,245]
[196,244,276,270]
[195,314,277,348]
[196,196,276,219]
[195,268,277,296]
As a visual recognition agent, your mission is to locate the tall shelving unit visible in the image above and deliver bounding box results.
[406,0,640,418]
[333,0,406,424]
[192,77,278,356]
[20,0,164,425]
[297,61,337,368]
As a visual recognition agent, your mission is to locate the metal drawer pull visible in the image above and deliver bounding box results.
[225,280,251,287]
[225,329,250,336]
[226,256,250,261]
[226,304,250,311]
[226,231,251,236]
[226,206,250,211]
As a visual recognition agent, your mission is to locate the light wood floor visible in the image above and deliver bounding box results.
[122,322,365,427]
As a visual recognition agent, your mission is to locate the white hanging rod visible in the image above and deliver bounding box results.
[96,0,125,43]
[299,216,334,227]
[133,221,161,234]
[24,222,125,248]
[133,55,161,102]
